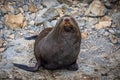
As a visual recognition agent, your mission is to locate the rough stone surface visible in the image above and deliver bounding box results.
[42,0,59,8]
[22,5,29,12]
[85,0,107,16]
[0,0,120,80]
[1,3,14,14]
[111,12,120,27]
[95,15,112,29]
[50,20,57,27]
[29,5,38,13]
[5,13,26,29]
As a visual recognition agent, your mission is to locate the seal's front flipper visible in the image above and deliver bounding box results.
[24,35,38,40]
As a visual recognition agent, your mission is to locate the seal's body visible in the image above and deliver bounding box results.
[14,15,81,72]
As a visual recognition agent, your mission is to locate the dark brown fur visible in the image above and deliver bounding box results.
[14,15,81,72]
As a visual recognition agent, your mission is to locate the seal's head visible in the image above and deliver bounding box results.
[55,15,79,33]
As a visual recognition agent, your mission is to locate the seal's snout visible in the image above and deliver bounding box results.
[63,17,71,25]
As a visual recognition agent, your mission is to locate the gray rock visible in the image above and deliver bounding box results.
[24,12,30,20]
[81,65,94,75]
[50,20,57,27]
[35,4,69,25]
[24,0,29,4]
[42,0,59,8]
[42,7,59,19]
[34,0,42,6]
[22,5,29,12]
[36,5,43,10]
[0,21,4,29]
[82,0,93,4]
[35,8,48,25]
[94,57,108,67]
[104,1,111,9]
[0,24,4,29]
[15,8,20,15]
[1,3,14,14]
[101,0,112,9]
[3,38,34,64]
[78,19,86,27]
[112,12,120,26]
[109,29,115,34]
[29,13,36,20]
[9,5,15,14]
[43,21,52,28]
[15,1,23,7]
[0,70,9,79]
[1,16,5,22]
[103,31,110,36]
[1,7,8,14]
[99,29,105,35]
[4,30,14,37]
[0,63,13,69]
[29,20,35,25]
[115,30,120,38]
[35,7,59,25]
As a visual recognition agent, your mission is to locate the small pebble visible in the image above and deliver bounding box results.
[109,35,118,44]
[109,29,115,34]
[51,20,57,27]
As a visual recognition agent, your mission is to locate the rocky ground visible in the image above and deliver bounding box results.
[0,0,120,80]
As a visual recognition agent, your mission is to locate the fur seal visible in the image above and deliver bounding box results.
[14,15,81,72]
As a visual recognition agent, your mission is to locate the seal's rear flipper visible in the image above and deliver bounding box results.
[24,35,38,40]
[13,63,39,72]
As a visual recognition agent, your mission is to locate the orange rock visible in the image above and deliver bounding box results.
[81,31,88,39]
[8,34,14,40]
[85,0,106,16]
[23,20,28,28]
[100,16,112,21]
[95,16,112,29]
[0,38,3,43]
[5,13,27,29]
[110,35,118,44]
[18,7,24,13]
[29,30,35,34]
[0,47,5,52]
[56,8,64,17]
[95,21,112,29]
[1,3,14,13]
[0,38,5,52]
[29,5,38,13]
